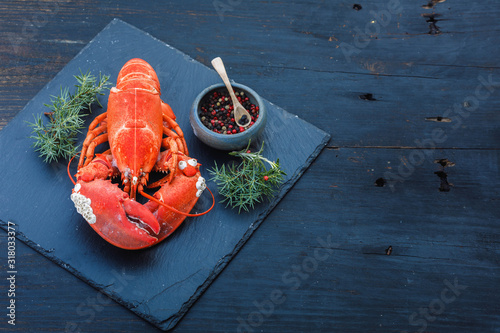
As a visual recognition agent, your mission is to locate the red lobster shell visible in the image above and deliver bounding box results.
[69,58,213,250]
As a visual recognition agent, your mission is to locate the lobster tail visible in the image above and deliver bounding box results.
[116,58,161,93]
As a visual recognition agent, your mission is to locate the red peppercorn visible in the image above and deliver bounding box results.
[232,129,237,134]
[246,150,251,153]
[239,127,245,132]
[263,176,269,181]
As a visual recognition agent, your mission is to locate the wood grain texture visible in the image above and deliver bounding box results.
[0,0,499,332]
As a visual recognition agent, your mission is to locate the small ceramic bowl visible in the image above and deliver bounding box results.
[190,83,267,151]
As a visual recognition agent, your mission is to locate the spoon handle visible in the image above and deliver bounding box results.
[211,57,239,106]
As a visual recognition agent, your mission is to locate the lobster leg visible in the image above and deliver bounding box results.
[159,137,179,183]
[162,113,188,155]
[161,101,176,120]
[163,127,187,157]
[82,133,109,168]
[78,112,108,168]
[146,138,181,187]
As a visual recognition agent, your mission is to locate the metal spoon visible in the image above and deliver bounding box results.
[211,57,252,128]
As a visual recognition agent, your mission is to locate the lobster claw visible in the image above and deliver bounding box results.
[143,165,207,243]
[71,179,161,250]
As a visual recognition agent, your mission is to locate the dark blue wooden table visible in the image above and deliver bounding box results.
[0,1,499,332]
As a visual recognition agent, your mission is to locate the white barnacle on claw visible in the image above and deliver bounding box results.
[70,183,96,224]
[196,176,206,197]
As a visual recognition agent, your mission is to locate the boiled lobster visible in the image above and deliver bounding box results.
[68,58,213,250]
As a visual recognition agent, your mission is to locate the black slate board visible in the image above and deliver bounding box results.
[0,19,329,330]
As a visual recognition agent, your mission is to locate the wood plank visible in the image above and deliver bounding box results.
[2,1,500,147]
[170,147,500,332]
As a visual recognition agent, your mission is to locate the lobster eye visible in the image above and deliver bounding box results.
[187,159,197,167]
[178,160,187,170]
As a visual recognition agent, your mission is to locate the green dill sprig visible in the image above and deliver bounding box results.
[27,71,111,163]
[208,141,286,213]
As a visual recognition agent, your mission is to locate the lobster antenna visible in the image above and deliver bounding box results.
[67,155,77,185]
[139,187,215,217]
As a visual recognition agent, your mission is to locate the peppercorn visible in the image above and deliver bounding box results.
[199,88,259,134]
[239,114,249,125]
